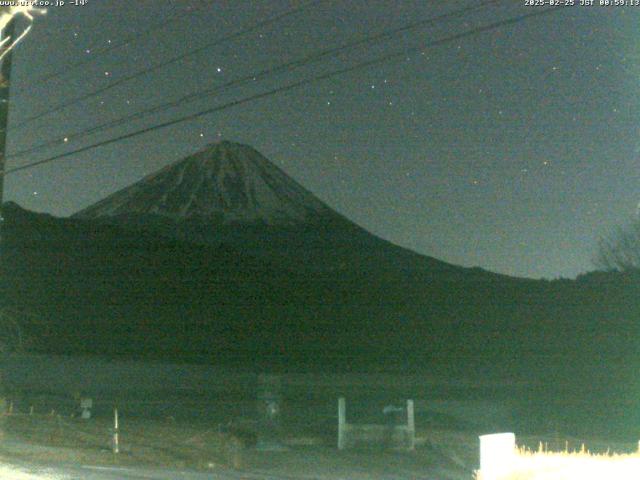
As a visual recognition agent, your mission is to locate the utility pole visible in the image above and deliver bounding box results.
[0,19,14,414]
[0,18,15,240]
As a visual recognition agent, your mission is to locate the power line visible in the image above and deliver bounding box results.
[19,1,182,87]
[8,0,504,160]
[4,6,568,177]
[26,1,187,86]
[7,0,323,132]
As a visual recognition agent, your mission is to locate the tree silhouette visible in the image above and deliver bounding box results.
[595,221,640,272]
[0,307,47,355]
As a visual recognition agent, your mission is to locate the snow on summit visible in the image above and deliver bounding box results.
[74,141,332,225]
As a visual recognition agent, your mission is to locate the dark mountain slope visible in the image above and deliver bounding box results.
[2,202,638,372]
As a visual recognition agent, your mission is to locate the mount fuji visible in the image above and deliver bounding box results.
[72,141,463,273]
[74,141,333,225]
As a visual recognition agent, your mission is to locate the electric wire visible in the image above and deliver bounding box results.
[7,0,323,132]
[7,0,504,160]
[28,0,187,85]
[4,6,568,177]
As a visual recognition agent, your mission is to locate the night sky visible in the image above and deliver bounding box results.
[3,1,639,279]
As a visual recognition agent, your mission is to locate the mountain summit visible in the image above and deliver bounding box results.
[72,140,465,274]
[74,141,332,225]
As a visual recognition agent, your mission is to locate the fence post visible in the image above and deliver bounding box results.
[338,397,346,450]
[406,399,415,450]
[112,408,119,454]
[479,433,516,479]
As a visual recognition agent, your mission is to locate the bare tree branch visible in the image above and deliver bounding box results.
[594,221,640,272]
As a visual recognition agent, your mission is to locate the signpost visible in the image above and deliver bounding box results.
[256,374,285,450]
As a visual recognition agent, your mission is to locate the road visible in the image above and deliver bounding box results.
[0,434,469,480]
[0,462,329,480]
[0,458,465,480]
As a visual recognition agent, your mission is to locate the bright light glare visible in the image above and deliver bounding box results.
[0,464,65,479]
[477,447,640,480]
[0,6,47,61]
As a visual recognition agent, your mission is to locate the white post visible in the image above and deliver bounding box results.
[479,433,516,480]
[80,398,92,420]
[257,374,282,449]
[112,408,119,454]
[406,399,415,450]
[338,397,346,450]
